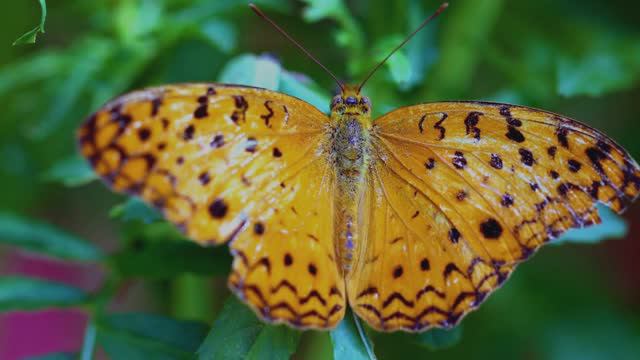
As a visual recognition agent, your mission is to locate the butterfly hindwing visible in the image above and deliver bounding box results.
[78,83,345,329]
[346,101,640,332]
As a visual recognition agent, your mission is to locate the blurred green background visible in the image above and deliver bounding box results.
[0,0,639,359]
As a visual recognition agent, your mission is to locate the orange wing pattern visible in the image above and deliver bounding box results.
[77,84,345,329]
[347,101,640,332]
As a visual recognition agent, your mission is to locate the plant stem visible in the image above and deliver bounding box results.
[80,320,97,360]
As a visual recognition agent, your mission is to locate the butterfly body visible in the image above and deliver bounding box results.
[330,87,373,273]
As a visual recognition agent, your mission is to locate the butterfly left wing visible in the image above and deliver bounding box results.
[347,101,640,332]
[78,84,345,329]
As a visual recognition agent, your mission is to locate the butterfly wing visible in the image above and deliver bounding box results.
[78,84,345,329]
[347,101,640,332]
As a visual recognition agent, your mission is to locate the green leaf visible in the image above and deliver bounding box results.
[0,212,103,261]
[110,198,162,224]
[115,0,164,43]
[200,19,237,53]
[13,0,47,45]
[246,325,302,360]
[80,321,97,360]
[25,353,76,360]
[97,313,209,360]
[0,276,89,312]
[302,0,344,21]
[196,297,263,359]
[111,239,232,279]
[41,155,96,187]
[0,51,67,98]
[553,204,628,244]
[556,37,640,97]
[423,0,505,100]
[30,39,113,140]
[218,54,282,90]
[409,326,463,350]
[330,312,374,360]
[198,296,305,359]
[373,35,412,86]
[279,71,331,113]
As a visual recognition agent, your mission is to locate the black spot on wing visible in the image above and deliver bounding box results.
[519,148,535,167]
[393,265,403,278]
[208,198,228,218]
[480,218,502,239]
[490,154,503,169]
[434,113,448,140]
[183,124,195,141]
[556,126,569,148]
[506,126,525,143]
[464,111,482,140]
[453,151,467,169]
[568,159,582,172]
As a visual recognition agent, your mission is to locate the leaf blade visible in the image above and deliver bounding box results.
[13,0,47,46]
[0,212,103,262]
[97,313,209,360]
[0,276,89,312]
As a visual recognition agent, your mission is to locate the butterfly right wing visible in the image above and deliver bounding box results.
[347,101,639,332]
[78,84,345,329]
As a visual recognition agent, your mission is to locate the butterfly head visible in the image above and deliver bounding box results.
[331,86,371,117]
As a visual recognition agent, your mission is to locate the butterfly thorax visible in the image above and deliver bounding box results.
[329,89,372,274]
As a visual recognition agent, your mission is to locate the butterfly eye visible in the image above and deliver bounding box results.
[331,97,343,108]
[360,97,370,105]
[345,96,358,106]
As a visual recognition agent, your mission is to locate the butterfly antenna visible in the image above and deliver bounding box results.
[357,2,449,93]
[249,3,345,92]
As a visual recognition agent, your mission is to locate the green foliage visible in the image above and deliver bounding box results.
[330,313,373,359]
[406,327,463,350]
[111,238,232,279]
[12,0,46,45]
[0,277,89,311]
[197,297,301,360]
[1,0,640,359]
[96,313,209,359]
[25,353,76,360]
[42,155,96,187]
[0,212,103,261]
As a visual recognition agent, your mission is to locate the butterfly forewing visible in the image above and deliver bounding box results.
[77,83,346,329]
[346,101,640,332]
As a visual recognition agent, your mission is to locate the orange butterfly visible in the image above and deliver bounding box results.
[77,3,640,332]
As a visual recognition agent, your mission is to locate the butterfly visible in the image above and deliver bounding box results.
[77,3,640,332]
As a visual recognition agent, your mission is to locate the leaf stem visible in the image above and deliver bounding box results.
[80,320,97,360]
[352,311,377,360]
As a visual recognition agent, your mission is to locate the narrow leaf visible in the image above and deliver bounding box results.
[0,276,88,312]
[25,353,76,360]
[97,313,208,360]
[13,0,47,45]
[42,155,96,187]
[110,198,161,224]
[0,212,103,261]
